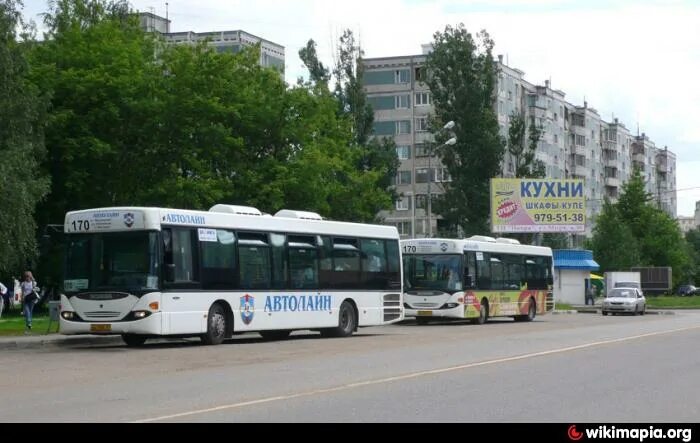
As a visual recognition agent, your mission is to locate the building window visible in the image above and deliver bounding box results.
[396,221,411,236]
[395,69,410,84]
[396,145,411,160]
[433,168,452,183]
[396,170,412,185]
[415,194,427,209]
[554,134,559,144]
[575,134,586,146]
[415,168,431,183]
[395,95,410,109]
[554,113,558,121]
[396,196,412,211]
[415,117,429,132]
[415,143,430,157]
[415,92,431,106]
[415,66,426,82]
[508,90,512,101]
[396,121,410,134]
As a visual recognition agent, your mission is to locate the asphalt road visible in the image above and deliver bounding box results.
[1,311,699,422]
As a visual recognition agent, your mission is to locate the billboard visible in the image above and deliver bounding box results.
[490,179,586,233]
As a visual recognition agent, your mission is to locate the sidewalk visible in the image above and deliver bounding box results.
[0,333,123,351]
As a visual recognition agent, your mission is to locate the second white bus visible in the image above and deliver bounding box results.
[402,236,554,324]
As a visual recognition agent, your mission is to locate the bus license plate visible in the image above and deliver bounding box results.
[90,324,112,333]
[417,311,433,317]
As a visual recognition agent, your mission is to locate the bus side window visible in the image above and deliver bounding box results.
[270,233,287,289]
[331,238,361,289]
[490,256,504,290]
[200,230,237,290]
[476,252,491,290]
[238,233,271,290]
[163,229,174,282]
[163,228,199,286]
[361,239,387,290]
[386,240,401,290]
[464,252,476,288]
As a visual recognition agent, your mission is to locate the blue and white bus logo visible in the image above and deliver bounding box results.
[440,243,449,252]
[124,213,135,228]
[240,294,255,325]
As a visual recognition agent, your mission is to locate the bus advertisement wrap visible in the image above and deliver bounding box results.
[490,179,586,233]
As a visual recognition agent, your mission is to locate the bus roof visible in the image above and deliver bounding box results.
[64,206,399,239]
[401,237,552,257]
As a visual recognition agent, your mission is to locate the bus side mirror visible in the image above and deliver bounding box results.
[164,264,176,283]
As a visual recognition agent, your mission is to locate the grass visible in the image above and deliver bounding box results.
[646,296,700,309]
[554,303,573,311]
[0,308,59,336]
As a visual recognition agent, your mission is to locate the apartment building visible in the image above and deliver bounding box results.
[363,46,677,238]
[138,12,285,73]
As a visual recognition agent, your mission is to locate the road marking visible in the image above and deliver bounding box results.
[133,324,700,422]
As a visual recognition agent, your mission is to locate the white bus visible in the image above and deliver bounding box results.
[60,205,403,346]
[402,237,553,325]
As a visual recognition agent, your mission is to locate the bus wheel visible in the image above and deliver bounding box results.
[321,300,357,338]
[201,303,227,345]
[122,334,147,347]
[474,300,488,325]
[259,330,291,341]
[515,299,536,322]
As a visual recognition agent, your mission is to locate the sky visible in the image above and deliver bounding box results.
[22,0,700,217]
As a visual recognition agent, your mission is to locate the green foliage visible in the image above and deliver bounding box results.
[300,29,398,219]
[507,112,545,178]
[590,201,640,272]
[590,169,691,286]
[426,24,505,235]
[0,0,50,276]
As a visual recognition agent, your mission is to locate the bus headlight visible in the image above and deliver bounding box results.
[133,311,151,319]
[442,303,459,309]
[61,311,75,320]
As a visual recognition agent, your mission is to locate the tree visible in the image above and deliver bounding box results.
[684,229,700,284]
[507,111,545,178]
[298,39,330,87]
[590,168,690,287]
[299,30,398,220]
[30,0,161,226]
[590,201,640,272]
[0,0,50,276]
[426,25,505,235]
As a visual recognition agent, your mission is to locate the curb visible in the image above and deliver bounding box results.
[0,335,123,350]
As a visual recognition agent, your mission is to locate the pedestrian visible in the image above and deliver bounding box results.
[21,271,39,331]
[0,281,6,318]
[586,285,595,306]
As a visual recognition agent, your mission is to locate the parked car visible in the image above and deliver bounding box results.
[613,281,644,297]
[602,287,646,316]
[676,285,698,296]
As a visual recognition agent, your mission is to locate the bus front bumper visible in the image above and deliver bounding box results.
[405,305,464,320]
[59,312,163,336]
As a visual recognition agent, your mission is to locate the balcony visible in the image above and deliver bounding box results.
[605,177,620,188]
[657,161,668,173]
[571,164,590,177]
[633,152,645,163]
[604,157,618,167]
[573,145,587,156]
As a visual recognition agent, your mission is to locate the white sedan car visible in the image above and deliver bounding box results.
[602,287,646,316]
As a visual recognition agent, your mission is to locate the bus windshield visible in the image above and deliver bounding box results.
[64,231,160,294]
[404,254,463,293]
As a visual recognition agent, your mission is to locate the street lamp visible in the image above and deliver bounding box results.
[427,121,457,238]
